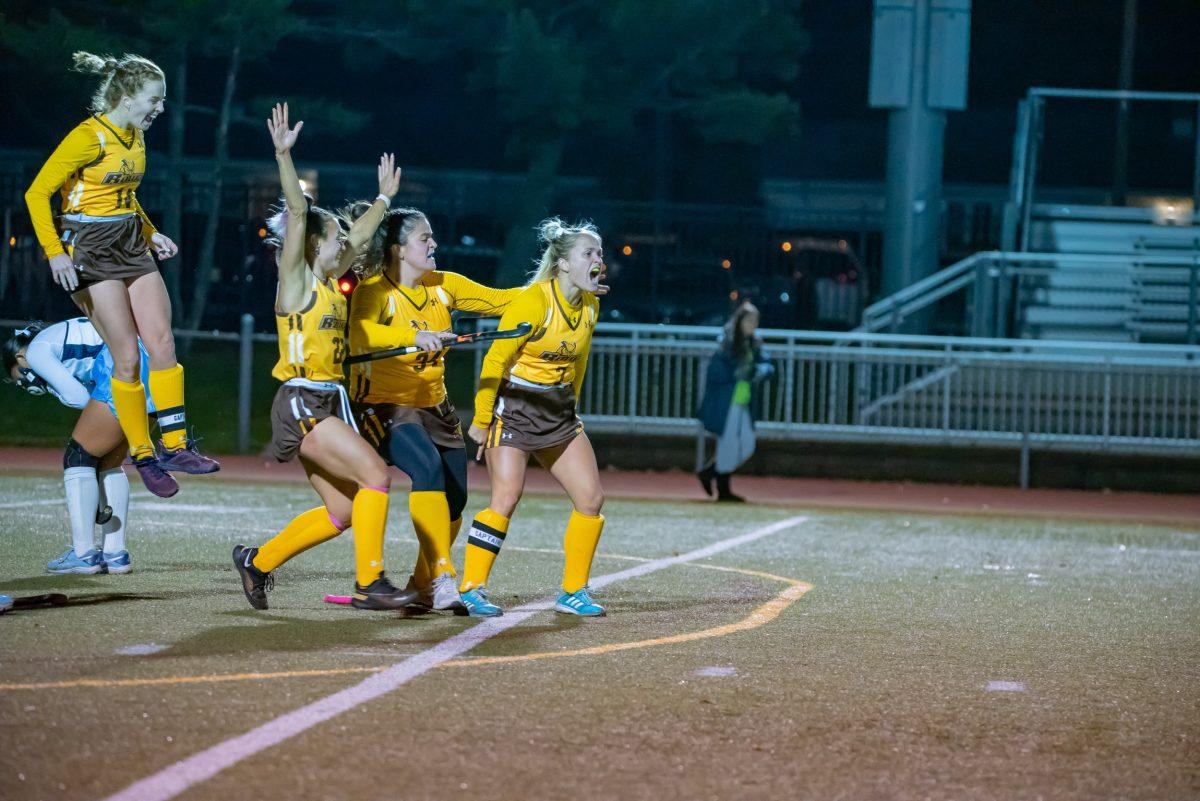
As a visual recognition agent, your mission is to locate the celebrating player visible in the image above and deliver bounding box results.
[4,318,153,574]
[459,218,608,617]
[23,51,218,498]
[231,103,418,612]
[345,207,524,611]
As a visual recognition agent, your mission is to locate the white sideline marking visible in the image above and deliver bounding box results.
[100,514,808,801]
[0,498,64,510]
[116,644,168,656]
[986,680,1026,692]
[695,666,737,677]
[0,498,256,514]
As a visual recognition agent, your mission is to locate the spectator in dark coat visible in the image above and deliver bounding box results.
[695,301,774,501]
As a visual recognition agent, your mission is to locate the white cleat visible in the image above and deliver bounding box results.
[431,573,466,611]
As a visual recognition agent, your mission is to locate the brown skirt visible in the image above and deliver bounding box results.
[60,214,158,290]
[354,398,466,455]
[485,379,583,453]
[268,382,354,463]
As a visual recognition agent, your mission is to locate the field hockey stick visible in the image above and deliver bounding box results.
[342,321,533,365]
[11,593,69,609]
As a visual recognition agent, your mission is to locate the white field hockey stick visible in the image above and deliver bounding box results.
[343,322,533,365]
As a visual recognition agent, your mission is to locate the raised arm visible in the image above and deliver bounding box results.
[438,272,526,316]
[267,103,310,310]
[338,153,402,274]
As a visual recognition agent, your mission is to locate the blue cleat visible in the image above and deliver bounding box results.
[460,587,503,617]
[103,550,132,574]
[46,548,104,575]
[0,594,12,614]
[555,586,606,617]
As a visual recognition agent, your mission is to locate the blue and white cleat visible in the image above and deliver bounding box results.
[555,586,606,617]
[102,550,132,574]
[0,594,12,615]
[460,587,503,617]
[46,548,104,575]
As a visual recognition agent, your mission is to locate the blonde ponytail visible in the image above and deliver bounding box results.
[71,51,165,114]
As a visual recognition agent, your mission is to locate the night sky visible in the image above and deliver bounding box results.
[5,1,1199,193]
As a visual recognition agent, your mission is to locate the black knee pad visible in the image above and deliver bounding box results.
[441,447,469,521]
[63,438,99,470]
[386,424,445,492]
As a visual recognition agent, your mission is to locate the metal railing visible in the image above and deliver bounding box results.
[858,250,1200,343]
[7,317,1196,489]
[1008,88,1200,251]
[475,322,1200,487]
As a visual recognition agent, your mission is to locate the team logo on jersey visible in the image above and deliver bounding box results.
[101,159,143,185]
[409,319,430,331]
[317,314,345,331]
[539,340,577,363]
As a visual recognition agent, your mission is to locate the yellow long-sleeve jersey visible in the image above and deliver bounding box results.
[472,279,598,428]
[25,115,158,259]
[273,272,349,383]
[349,270,522,408]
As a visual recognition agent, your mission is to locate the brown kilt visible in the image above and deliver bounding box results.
[354,398,465,456]
[485,379,583,453]
[268,382,353,462]
[60,214,158,290]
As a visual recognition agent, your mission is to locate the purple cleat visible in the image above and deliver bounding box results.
[131,455,179,498]
[157,439,220,475]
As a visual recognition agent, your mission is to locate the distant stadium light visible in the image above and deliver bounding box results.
[339,279,353,293]
[8,237,14,247]
[258,228,267,238]
[721,259,732,269]
[729,290,739,300]
[622,245,633,256]
[780,241,792,252]
[1150,198,1191,225]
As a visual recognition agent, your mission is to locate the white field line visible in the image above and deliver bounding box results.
[0,497,260,514]
[0,498,64,510]
[100,514,808,801]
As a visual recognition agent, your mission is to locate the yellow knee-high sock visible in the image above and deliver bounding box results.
[410,491,455,579]
[352,487,389,587]
[460,509,508,591]
[253,507,344,573]
[562,510,605,593]
[148,364,188,451]
[412,515,462,588]
[110,377,154,459]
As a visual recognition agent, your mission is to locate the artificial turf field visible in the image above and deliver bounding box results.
[1,471,1198,801]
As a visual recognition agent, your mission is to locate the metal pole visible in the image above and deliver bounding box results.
[1019,96,1044,252]
[0,207,10,303]
[1188,260,1198,345]
[1192,102,1200,212]
[1018,366,1031,489]
[1112,0,1138,205]
[237,313,254,454]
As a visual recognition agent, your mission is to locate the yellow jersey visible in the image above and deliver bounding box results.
[473,279,598,428]
[273,272,349,382]
[25,115,158,259]
[349,270,521,408]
